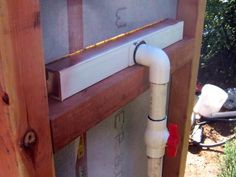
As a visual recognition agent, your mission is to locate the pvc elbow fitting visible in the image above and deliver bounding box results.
[134,43,170,84]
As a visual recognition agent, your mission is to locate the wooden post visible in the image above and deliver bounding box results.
[0,1,55,177]
[177,1,207,177]
[163,0,206,177]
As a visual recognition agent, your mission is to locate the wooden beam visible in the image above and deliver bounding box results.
[163,1,206,177]
[67,0,83,52]
[0,1,55,177]
[49,38,194,152]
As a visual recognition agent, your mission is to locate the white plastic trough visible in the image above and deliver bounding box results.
[46,20,184,101]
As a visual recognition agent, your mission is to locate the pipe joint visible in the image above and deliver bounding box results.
[145,118,169,158]
[134,43,170,84]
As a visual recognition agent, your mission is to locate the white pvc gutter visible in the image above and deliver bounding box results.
[46,21,184,100]
[134,42,170,177]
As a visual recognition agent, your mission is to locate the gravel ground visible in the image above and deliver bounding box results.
[184,123,235,177]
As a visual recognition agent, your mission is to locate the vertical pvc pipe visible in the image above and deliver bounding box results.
[145,84,169,177]
[134,43,170,177]
[150,84,168,119]
[147,158,163,177]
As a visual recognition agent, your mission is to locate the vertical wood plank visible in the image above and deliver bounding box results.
[163,1,206,177]
[163,62,192,177]
[176,1,207,177]
[67,0,86,175]
[0,1,55,177]
[67,0,83,52]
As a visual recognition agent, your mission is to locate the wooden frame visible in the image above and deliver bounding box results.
[163,1,206,176]
[0,0,206,177]
[0,1,55,177]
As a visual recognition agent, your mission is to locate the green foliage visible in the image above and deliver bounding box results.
[201,0,236,61]
[199,0,236,87]
[219,140,236,177]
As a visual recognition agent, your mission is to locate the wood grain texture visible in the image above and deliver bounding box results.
[163,62,192,177]
[163,1,206,177]
[0,52,20,177]
[49,38,195,152]
[67,0,83,52]
[0,1,55,177]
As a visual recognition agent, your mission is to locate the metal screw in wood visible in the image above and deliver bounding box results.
[23,130,37,148]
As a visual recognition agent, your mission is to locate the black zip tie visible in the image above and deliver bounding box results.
[133,40,146,64]
[148,115,167,122]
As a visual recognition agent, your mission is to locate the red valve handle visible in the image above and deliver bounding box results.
[166,123,180,157]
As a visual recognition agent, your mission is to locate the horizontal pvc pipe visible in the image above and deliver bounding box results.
[210,111,236,118]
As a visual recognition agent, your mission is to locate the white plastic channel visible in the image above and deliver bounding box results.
[59,21,183,100]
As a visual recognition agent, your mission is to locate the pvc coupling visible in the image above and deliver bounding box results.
[145,117,169,158]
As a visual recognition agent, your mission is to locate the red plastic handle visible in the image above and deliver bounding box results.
[166,123,180,157]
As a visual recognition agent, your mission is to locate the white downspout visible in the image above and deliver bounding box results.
[133,41,170,177]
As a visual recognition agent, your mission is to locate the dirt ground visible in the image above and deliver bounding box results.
[184,122,235,177]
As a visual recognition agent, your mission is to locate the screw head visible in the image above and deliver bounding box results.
[23,130,37,148]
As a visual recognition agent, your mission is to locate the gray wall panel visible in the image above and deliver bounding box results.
[40,0,69,64]
[54,138,80,177]
[54,90,150,177]
[87,90,150,177]
[40,0,177,63]
[83,0,177,46]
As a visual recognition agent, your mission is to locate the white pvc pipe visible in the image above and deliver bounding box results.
[134,43,170,177]
[210,111,236,118]
[150,84,168,119]
[135,44,170,84]
[147,158,163,177]
[145,84,169,158]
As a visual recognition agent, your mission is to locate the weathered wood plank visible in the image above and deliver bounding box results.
[67,0,83,52]
[0,1,55,177]
[163,1,206,177]
[49,38,194,152]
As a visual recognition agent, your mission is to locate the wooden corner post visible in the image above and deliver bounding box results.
[163,0,206,177]
[0,1,55,177]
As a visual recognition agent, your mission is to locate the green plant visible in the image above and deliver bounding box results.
[219,139,236,177]
[198,0,236,87]
[201,0,235,61]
